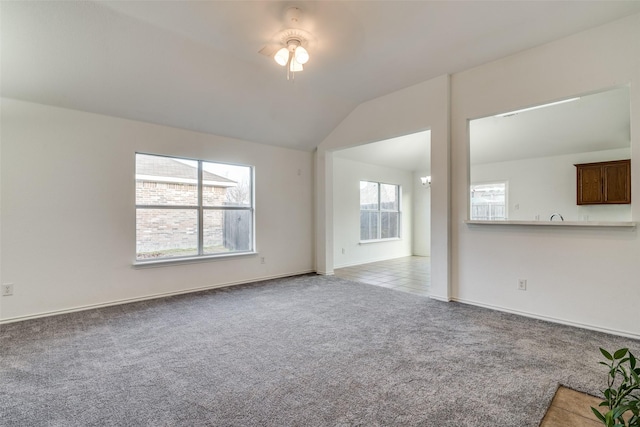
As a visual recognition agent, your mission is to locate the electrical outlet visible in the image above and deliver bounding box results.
[517,279,527,291]
[260,257,265,264]
[2,283,14,296]
[341,248,345,254]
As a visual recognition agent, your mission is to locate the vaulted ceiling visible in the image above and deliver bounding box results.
[3,1,640,152]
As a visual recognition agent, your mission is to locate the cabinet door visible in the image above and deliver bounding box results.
[604,161,630,204]
[577,165,603,204]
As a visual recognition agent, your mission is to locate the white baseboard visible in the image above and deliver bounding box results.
[429,294,452,302]
[452,296,640,340]
[0,270,315,325]
[9,274,633,341]
[316,271,334,276]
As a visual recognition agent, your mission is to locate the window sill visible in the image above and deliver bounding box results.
[359,238,401,245]
[465,220,636,228]
[133,251,258,268]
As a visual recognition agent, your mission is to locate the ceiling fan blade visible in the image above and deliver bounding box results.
[258,44,280,57]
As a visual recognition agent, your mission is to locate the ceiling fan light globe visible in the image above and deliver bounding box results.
[274,48,289,66]
[294,46,309,65]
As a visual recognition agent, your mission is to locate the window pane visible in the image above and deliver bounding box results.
[136,154,198,206]
[360,211,379,240]
[136,209,198,259]
[360,181,379,210]
[203,162,252,207]
[470,182,507,220]
[381,212,400,239]
[204,209,252,254]
[380,184,398,211]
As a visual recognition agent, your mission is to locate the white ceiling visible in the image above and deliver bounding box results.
[333,131,431,173]
[2,1,640,152]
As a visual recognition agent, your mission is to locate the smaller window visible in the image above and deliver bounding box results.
[470,182,507,220]
[360,181,401,241]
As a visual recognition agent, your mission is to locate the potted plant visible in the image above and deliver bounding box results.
[592,348,640,427]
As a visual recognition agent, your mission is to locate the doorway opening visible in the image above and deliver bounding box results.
[330,130,431,295]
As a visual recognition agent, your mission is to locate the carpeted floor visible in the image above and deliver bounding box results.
[1,274,638,426]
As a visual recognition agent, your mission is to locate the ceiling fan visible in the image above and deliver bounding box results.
[259,6,316,80]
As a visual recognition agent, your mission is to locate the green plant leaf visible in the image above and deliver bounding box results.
[612,405,628,419]
[614,348,629,360]
[592,406,606,422]
[605,410,617,426]
[602,348,614,361]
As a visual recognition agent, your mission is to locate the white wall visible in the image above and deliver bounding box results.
[332,157,413,268]
[451,14,640,338]
[472,148,632,222]
[316,75,450,301]
[0,99,314,322]
[413,171,431,256]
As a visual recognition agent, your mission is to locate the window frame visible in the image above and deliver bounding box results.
[359,180,402,243]
[134,153,256,265]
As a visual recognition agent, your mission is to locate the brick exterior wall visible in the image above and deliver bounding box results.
[136,181,228,206]
[136,181,230,257]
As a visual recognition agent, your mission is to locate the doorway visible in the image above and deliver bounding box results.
[330,130,431,293]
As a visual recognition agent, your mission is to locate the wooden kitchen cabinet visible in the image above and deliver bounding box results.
[575,159,630,205]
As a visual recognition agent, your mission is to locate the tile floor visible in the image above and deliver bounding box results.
[333,256,430,297]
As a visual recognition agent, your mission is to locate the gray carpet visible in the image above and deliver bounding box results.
[1,275,638,426]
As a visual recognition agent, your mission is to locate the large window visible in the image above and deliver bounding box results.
[135,153,254,261]
[360,181,401,241]
[470,182,507,220]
